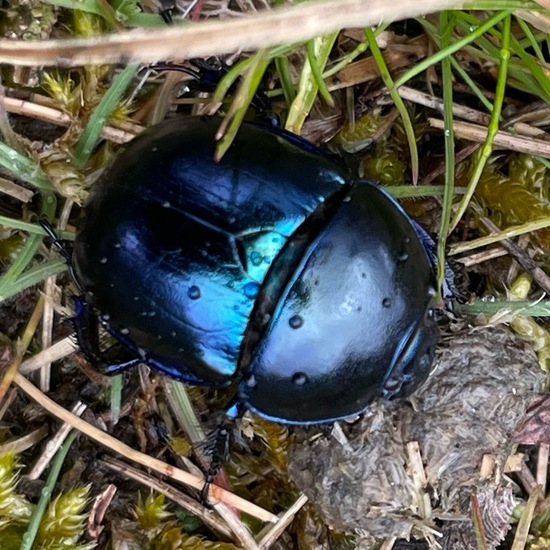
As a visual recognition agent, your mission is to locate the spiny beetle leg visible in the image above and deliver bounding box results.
[200,401,244,506]
[73,295,143,375]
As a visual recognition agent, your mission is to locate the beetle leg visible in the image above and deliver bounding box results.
[410,220,458,302]
[39,218,83,292]
[72,295,102,363]
[151,60,277,124]
[73,295,143,374]
[201,401,244,506]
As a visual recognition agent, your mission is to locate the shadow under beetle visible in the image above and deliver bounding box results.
[72,117,439,425]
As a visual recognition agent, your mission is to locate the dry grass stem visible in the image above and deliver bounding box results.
[450,217,550,255]
[40,276,56,393]
[101,456,234,539]
[13,372,279,523]
[27,401,87,480]
[213,501,260,550]
[88,484,117,541]
[0,176,34,202]
[477,216,550,296]
[406,441,432,521]
[456,247,509,267]
[2,96,139,144]
[519,460,539,495]
[420,143,479,184]
[0,425,49,456]
[19,337,77,375]
[257,494,309,549]
[511,485,543,550]
[380,538,397,550]
[0,388,17,421]
[399,86,491,126]
[429,118,550,158]
[536,443,549,488]
[0,0,464,67]
[327,38,428,91]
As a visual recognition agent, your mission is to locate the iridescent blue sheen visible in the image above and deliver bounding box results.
[73,118,348,385]
[73,117,439,423]
[240,181,438,423]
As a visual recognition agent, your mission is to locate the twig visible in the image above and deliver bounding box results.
[101,456,234,540]
[13,372,278,523]
[429,118,550,158]
[1,96,138,144]
[477,216,550,296]
[258,494,309,549]
[0,0,464,67]
[28,401,87,480]
[19,337,77,374]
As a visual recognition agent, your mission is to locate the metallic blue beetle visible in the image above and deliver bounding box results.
[73,117,438,424]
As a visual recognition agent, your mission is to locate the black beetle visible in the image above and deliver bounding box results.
[72,117,438,425]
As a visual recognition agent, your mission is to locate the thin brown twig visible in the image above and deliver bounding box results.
[28,401,87,480]
[478,216,550,297]
[101,456,234,540]
[0,0,464,67]
[13,372,278,523]
[258,494,309,549]
[429,118,550,158]
[0,176,34,202]
[2,96,138,144]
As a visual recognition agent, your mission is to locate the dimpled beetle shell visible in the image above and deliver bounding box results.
[73,117,438,424]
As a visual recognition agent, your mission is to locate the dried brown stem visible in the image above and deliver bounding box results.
[0,0,463,67]
[13,372,278,523]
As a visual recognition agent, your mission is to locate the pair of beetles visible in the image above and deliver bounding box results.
[52,116,440,470]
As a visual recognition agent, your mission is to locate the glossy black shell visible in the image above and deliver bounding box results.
[73,117,438,424]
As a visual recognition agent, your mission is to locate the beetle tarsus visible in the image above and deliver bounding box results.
[200,425,232,507]
[200,402,244,506]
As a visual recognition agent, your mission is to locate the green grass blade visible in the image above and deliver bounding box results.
[286,33,338,134]
[0,259,67,303]
[0,217,74,240]
[306,38,335,107]
[438,10,455,296]
[365,27,419,183]
[275,56,296,105]
[20,431,79,550]
[450,13,512,231]
[459,299,550,317]
[73,63,139,168]
[394,11,509,89]
[0,143,52,191]
[215,50,271,160]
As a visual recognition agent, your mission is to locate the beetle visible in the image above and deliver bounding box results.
[71,116,438,426]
